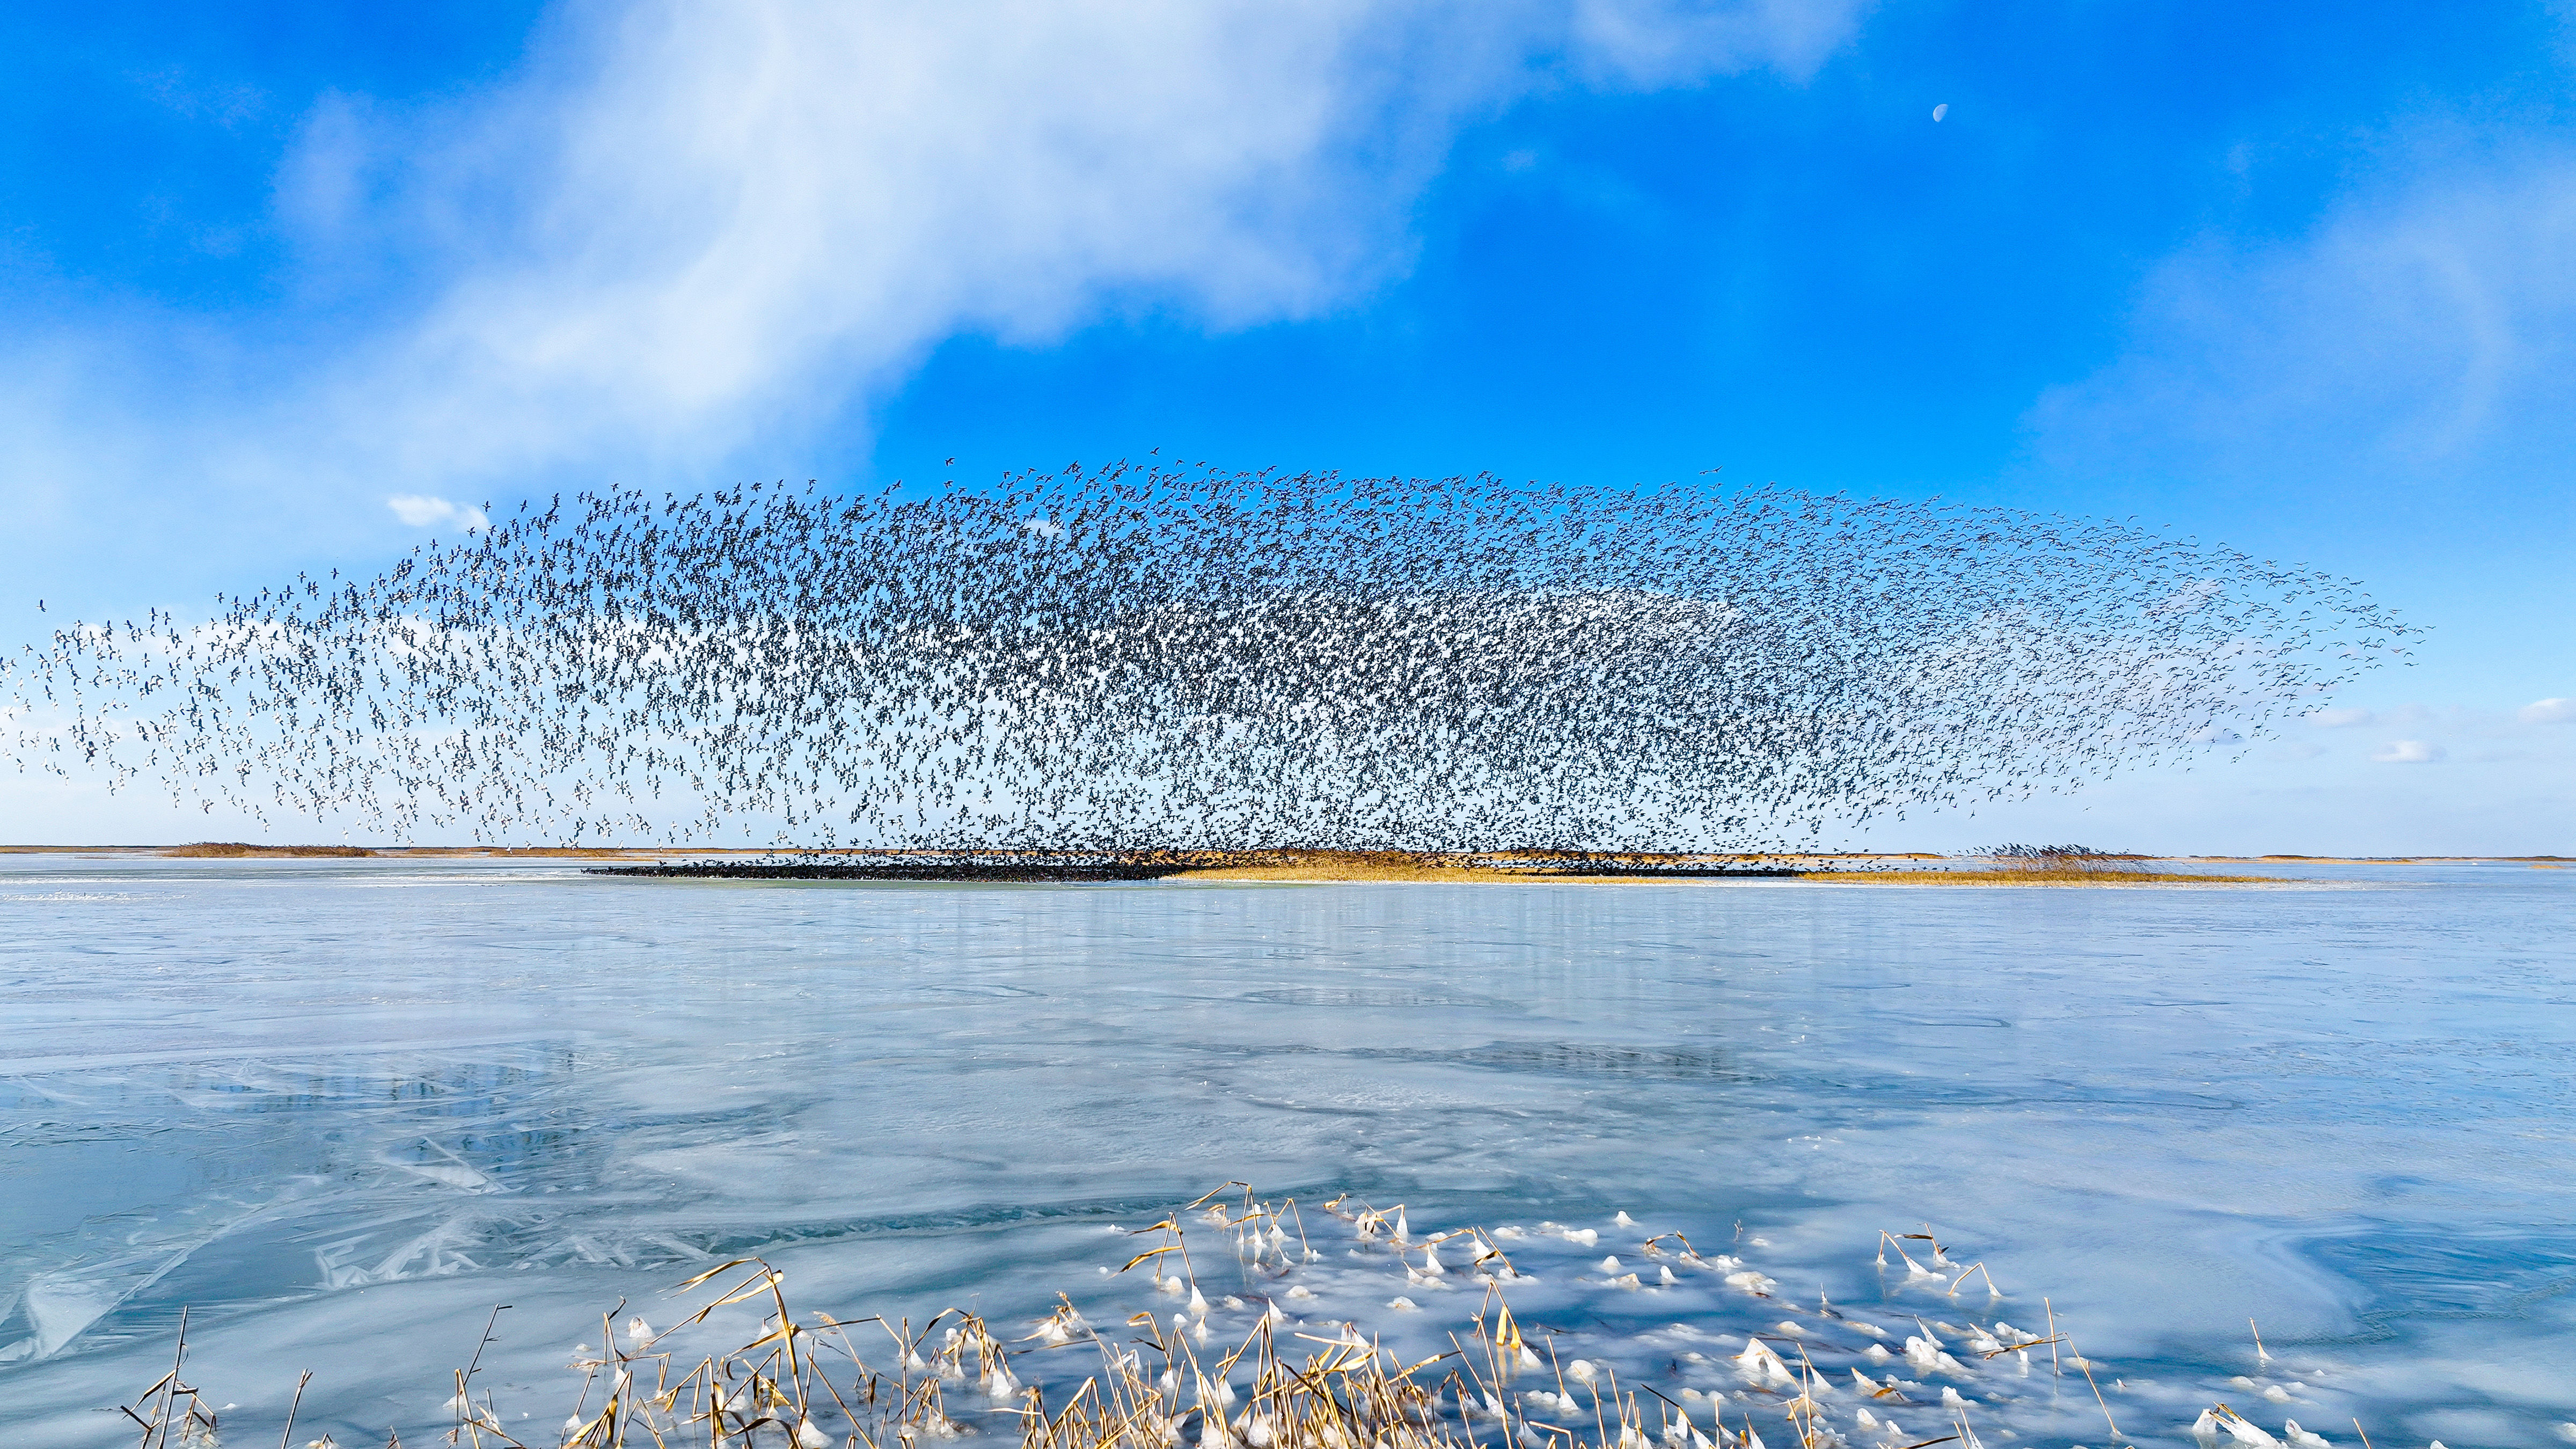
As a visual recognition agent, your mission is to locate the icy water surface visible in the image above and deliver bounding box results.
[2,857,2571,1446]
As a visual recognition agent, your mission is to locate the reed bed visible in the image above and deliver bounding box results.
[1793,869,2276,885]
[108,1185,2395,1449]
[1804,845,2280,885]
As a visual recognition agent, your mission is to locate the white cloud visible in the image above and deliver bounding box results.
[2521,697,2576,724]
[2307,706,2374,727]
[386,495,489,532]
[3,0,1866,532]
[2371,739,2445,764]
[1567,0,1860,85]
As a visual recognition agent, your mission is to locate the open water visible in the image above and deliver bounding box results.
[1,856,2571,1447]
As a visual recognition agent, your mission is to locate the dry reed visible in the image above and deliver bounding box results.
[1793,868,2278,885]
[106,1184,2396,1449]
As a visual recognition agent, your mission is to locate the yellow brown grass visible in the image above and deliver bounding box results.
[1800,843,2285,885]
[1169,850,1572,882]
[1797,868,2280,885]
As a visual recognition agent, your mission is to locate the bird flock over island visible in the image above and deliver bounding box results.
[2,463,2412,849]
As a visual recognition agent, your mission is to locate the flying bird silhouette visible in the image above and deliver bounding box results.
[1,463,2410,851]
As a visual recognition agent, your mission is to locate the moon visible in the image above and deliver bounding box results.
[1932,103,1949,122]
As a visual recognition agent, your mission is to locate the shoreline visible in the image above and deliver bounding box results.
[4,844,2560,883]
[3,844,2560,860]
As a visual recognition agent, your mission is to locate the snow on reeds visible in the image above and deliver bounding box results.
[111,1185,2393,1449]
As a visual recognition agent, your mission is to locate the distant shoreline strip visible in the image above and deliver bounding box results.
[582,858,1805,882]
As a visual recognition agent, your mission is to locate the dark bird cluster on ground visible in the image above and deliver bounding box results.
[3,462,2412,851]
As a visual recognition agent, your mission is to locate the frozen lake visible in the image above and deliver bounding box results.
[2,856,2571,1447]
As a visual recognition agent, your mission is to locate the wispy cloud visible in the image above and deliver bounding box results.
[1568,0,1859,84]
[2371,739,2445,764]
[2523,697,2576,723]
[386,495,489,532]
[2028,134,2576,487]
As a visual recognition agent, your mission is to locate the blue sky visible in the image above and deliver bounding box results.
[2,0,2571,852]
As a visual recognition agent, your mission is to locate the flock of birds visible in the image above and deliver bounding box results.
[1,462,2412,849]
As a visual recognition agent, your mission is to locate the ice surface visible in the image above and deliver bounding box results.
[1,857,2571,1445]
